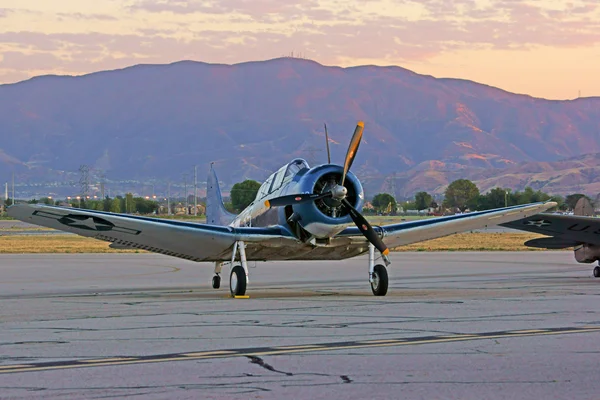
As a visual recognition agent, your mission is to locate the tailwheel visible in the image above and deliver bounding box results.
[230,265,247,296]
[212,275,221,289]
[371,264,388,296]
[594,266,600,278]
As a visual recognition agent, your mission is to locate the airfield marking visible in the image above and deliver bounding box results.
[1,326,598,374]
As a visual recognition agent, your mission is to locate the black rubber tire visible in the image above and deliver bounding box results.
[230,265,247,296]
[212,275,221,289]
[594,266,600,278]
[371,264,388,296]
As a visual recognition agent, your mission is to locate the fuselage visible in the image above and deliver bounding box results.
[230,158,364,241]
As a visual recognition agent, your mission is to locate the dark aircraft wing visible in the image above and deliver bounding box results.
[337,202,556,249]
[7,204,300,262]
[500,214,600,248]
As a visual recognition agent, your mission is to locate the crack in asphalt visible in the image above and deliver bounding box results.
[246,356,294,376]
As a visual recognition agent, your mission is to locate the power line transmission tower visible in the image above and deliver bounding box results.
[99,171,106,199]
[79,165,90,198]
[384,172,397,198]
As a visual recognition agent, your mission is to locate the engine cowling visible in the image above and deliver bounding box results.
[291,164,364,238]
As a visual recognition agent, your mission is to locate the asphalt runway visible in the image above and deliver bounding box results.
[1,252,599,399]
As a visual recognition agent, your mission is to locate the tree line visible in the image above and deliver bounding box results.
[7,178,593,216]
[18,195,161,214]
[369,179,591,214]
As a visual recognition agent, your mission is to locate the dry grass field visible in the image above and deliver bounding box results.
[395,232,550,252]
[0,232,553,254]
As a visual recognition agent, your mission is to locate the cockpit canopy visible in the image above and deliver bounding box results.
[255,159,309,200]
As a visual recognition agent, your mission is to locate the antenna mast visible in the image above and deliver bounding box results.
[324,123,331,164]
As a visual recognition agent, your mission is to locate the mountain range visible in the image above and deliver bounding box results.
[0,57,599,198]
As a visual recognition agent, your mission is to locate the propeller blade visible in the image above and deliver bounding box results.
[341,121,364,186]
[324,123,331,164]
[342,198,389,255]
[265,192,332,208]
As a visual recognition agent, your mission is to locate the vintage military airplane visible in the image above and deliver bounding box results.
[502,197,600,277]
[8,122,555,297]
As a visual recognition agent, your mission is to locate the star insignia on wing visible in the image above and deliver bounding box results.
[525,219,551,228]
[59,215,114,231]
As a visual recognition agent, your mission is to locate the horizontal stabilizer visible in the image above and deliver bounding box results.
[524,237,579,249]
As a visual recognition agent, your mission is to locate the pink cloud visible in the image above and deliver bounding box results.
[0,0,599,87]
[56,12,118,21]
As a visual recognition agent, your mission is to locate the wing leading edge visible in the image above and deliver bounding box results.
[338,202,557,249]
[7,204,299,262]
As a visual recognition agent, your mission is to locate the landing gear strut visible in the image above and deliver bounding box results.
[594,265,600,278]
[229,241,249,297]
[212,262,223,289]
[369,243,390,296]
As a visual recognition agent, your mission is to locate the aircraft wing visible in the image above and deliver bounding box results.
[500,213,600,248]
[337,202,556,249]
[7,204,300,262]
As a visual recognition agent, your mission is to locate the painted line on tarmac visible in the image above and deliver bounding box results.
[1,326,598,374]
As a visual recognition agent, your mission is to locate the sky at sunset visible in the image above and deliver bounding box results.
[0,0,599,99]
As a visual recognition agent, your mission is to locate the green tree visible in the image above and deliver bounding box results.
[230,180,261,212]
[372,193,397,213]
[103,196,112,212]
[549,195,565,210]
[134,197,159,214]
[110,198,121,213]
[476,187,510,210]
[414,191,433,211]
[565,193,591,210]
[443,179,480,212]
[123,193,135,213]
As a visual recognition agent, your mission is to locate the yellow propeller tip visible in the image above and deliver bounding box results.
[264,200,270,208]
[357,121,364,127]
[382,248,390,256]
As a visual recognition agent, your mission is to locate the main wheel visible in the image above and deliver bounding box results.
[594,266,600,278]
[371,264,388,296]
[230,265,247,296]
[212,275,221,289]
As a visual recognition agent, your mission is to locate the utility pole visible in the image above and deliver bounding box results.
[194,165,198,216]
[4,182,7,201]
[183,173,188,214]
[12,172,15,204]
[99,172,105,199]
[167,182,171,216]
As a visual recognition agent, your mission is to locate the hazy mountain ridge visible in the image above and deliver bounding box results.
[0,58,599,197]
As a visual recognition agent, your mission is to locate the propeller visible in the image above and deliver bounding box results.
[342,121,364,187]
[342,198,389,255]
[266,121,389,255]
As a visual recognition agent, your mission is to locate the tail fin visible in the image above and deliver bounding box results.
[206,164,236,226]
[574,197,594,216]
